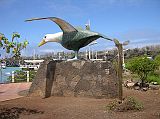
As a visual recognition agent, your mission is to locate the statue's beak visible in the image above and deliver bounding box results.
[38,39,46,47]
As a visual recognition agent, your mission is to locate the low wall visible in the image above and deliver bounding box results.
[29,60,118,98]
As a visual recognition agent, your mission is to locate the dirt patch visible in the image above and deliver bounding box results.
[0,106,44,119]
[0,88,160,119]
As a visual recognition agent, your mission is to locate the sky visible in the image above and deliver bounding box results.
[0,0,160,56]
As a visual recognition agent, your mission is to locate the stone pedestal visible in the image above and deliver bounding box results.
[29,60,118,98]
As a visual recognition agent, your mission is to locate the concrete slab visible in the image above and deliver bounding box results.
[0,82,31,102]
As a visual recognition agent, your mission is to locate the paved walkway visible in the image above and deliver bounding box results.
[0,82,31,102]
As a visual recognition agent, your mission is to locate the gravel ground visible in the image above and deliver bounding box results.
[0,88,160,119]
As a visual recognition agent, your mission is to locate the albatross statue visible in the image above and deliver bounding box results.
[25,17,112,60]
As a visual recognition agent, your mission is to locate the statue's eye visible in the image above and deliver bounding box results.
[44,36,46,38]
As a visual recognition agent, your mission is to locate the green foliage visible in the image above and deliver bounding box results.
[15,70,27,82]
[106,99,119,110]
[0,32,29,59]
[106,97,143,112]
[0,41,3,47]
[8,70,26,82]
[125,97,143,111]
[155,54,160,66]
[0,33,9,49]
[12,32,20,41]
[8,69,36,82]
[126,56,157,83]
[22,68,36,81]
[29,70,36,81]
[23,40,29,48]
[147,73,160,84]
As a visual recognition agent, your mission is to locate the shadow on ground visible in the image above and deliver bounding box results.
[0,107,44,119]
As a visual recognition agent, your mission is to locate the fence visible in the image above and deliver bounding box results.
[0,69,35,83]
[11,71,30,83]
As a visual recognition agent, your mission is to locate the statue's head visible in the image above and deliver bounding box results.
[38,32,62,47]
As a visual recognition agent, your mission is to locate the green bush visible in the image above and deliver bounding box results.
[106,97,143,112]
[8,69,36,82]
[126,56,158,85]
[155,54,160,66]
[15,70,27,82]
[8,70,26,82]
[147,73,160,84]
[28,70,36,81]
[106,99,119,110]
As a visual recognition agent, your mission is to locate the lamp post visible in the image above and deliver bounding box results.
[122,49,128,68]
[58,52,61,60]
[95,51,98,59]
[122,41,129,68]
[88,41,97,60]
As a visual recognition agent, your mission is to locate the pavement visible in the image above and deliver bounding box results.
[0,82,32,102]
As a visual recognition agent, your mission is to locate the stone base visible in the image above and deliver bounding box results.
[29,60,118,98]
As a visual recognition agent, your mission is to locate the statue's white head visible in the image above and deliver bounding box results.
[38,32,63,47]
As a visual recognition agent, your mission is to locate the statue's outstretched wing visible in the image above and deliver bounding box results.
[25,17,77,33]
[99,34,113,41]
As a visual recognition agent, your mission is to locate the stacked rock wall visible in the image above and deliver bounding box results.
[29,60,118,98]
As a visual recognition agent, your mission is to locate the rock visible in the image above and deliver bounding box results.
[142,87,148,91]
[126,82,135,88]
[152,82,158,85]
[140,83,149,88]
[149,85,160,90]
[134,86,140,90]
[28,60,119,98]
[134,82,140,87]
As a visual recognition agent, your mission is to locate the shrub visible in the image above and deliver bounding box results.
[126,56,158,86]
[106,97,143,112]
[14,70,27,82]
[155,54,160,66]
[8,69,36,82]
[147,73,160,84]
[106,100,119,110]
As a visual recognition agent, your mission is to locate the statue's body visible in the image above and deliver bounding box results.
[26,17,112,59]
[61,30,100,51]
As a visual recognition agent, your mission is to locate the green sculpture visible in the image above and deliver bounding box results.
[25,17,112,59]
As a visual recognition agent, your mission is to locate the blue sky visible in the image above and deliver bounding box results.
[0,0,160,56]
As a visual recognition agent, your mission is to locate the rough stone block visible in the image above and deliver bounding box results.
[29,60,119,98]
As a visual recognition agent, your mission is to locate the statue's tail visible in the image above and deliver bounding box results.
[100,34,113,41]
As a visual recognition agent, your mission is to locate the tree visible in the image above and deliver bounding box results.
[11,32,29,60]
[0,33,12,53]
[0,32,29,60]
[125,56,157,87]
